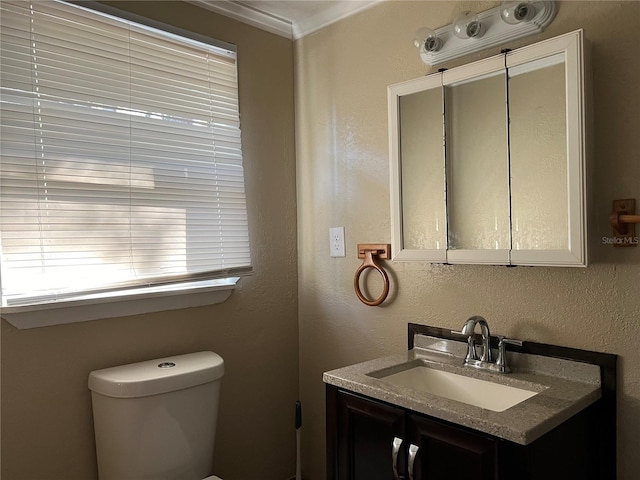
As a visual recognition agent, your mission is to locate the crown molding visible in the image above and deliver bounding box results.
[190,1,383,40]
[188,0,293,38]
[291,0,383,39]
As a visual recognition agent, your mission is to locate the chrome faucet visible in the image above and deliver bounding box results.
[453,316,522,373]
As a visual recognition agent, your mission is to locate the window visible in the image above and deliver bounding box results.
[0,1,252,314]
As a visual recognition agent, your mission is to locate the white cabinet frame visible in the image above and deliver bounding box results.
[388,30,588,267]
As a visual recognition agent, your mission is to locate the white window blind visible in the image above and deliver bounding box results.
[0,0,252,308]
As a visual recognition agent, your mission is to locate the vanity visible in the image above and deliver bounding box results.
[324,322,616,480]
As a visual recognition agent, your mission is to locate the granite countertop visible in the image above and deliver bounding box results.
[323,335,601,445]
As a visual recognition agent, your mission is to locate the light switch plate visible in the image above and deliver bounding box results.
[329,227,345,257]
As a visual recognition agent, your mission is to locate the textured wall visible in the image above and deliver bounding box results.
[1,2,298,479]
[295,1,640,479]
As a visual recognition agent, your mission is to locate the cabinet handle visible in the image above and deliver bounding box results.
[408,444,419,480]
[392,437,403,480]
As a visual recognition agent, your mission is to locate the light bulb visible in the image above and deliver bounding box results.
[500,1,535,25]
[452,11,484,39]
[413,27,442,53]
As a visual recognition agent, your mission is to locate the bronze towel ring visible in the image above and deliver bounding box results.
[354,244,391,306]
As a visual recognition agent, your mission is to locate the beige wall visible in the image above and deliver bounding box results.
[295,1,640,479]
[1,2,298,479]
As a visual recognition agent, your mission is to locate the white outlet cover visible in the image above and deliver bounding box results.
[329,226,345,257]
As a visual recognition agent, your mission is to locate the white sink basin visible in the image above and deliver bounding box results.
[377,366,540,412]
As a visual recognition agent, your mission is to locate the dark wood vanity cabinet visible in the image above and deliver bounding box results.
[326,385,604,480]
[327,387,498,480]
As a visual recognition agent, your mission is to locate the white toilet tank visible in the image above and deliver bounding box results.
[88,351,224,480]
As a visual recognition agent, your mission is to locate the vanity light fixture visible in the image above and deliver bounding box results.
[415,1,556,66]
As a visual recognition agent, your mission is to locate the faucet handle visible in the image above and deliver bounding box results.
[496,336,523,373]
[450,329,464,336]
[499,337,523,347]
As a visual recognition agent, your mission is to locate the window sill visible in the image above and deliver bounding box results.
[0,278,240,330]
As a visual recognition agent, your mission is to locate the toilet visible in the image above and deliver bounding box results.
[88,351,225,480]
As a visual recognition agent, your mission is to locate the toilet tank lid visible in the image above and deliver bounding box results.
[88,351,224,398]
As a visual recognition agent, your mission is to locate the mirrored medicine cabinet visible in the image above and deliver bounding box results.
[389,30,588,267]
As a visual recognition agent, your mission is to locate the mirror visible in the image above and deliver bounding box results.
[445,70,510,260]
[399,87,446,251]
[509,55,567,251]
[389,30,587,266]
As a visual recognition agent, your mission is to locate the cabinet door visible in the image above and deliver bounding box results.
[335,390,405,480]
[507,30,586,266]
[407,414,498,480]
[388,73,447,263]
[442,56,511,266]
